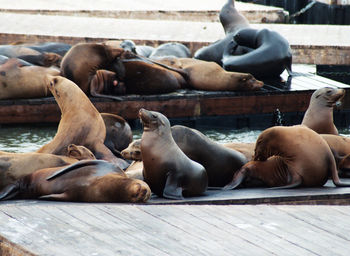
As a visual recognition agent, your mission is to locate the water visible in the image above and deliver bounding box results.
[1,125,350,153]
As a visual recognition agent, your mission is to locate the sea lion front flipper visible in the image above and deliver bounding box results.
[46,160,108,181]
[162,171,184,200]
[0,183,19,200]
[39,192,69,201]
[222,168,247,190]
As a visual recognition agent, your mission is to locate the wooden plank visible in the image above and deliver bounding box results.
[0,0,288,23]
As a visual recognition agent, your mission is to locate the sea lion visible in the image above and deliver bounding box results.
[122,126,248,187]
[0,58,60,100]
[139,108,208,199]
[224,125,350,190]
[223,141,255,161]
[121,139,142,161]
[0,45,61,67]
[149,42,191,59]
[36,75,129,169]
[222,28,293,78]
[0,160,151,203]
[60,42,126,100]
[158,57,263,91]
[302,87,345,135]
[171,125,247,187]
[25,42,72,57]
[66,144,96,160]
[125,160,144,180]
[101,113,133,157]
[194,0,249,65]
[120,40,155,58]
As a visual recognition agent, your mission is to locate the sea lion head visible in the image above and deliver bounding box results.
[121,139,142,160]
[67,144,96,160]
[138,108,170,132]
[237,73,264,91]
[312,87,345,108]
[120,40,137,54]
[124,178,151,203]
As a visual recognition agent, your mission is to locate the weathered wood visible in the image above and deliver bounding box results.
[1,203,350,255]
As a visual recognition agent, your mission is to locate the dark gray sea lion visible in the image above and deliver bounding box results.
[139,109,208,200]
[149,42,191,59]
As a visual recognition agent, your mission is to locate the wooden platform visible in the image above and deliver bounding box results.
[1,182,350,255]
[0,65,349,125]
[0,0,288,23]
[0,13,349,64]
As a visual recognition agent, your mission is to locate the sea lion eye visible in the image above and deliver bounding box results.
[152,114,157,118]
[53,78,58,84]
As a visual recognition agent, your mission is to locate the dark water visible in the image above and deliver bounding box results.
[1,125,350,153]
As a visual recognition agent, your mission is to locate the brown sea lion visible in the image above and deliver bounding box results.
[222,141,255,161]
[0,58,60,100]
[139,109,208,199]
[0,160,151,203]
[158,57,263,91]
[36,75,129,169]
[0,144,94,190]
[302,87,345,135]
[60,42,126,100]
[224,125,350,190]
[0,45,61,67]
[101,113,133,157]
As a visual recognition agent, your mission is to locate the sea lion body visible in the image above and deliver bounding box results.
[140,109,208,199]
[302,87,345,135]
[0,58,59,99]
[26,42,72,56]
[158,57,263,91]
[0,160,151,203]
[60,43,125,98]
[223,142,255,161]
[222,28,292,78]
[149,42,191,59]
[101,113,133,157]
[36,75,129,169]
[194,0,249,65]
[224,125,350,189]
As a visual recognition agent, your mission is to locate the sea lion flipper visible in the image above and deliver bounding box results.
[39,192,69,201]
[162,171,184,200]
[0,183,19,200]
[222,169,246,190]
[46,160,107,181]
[268,179,302,189]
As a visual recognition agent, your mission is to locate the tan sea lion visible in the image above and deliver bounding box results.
[0,44,62,67]
[121,139,142,161]
[125,160,144,180]
[139,109,208,199]
[224,125,350,190]
[302,87,345,135]
[36,75,129,169]
[0,144,95,189]
[0,58,60,100]
[101,113,133,157]
[0,160,151,203]
[223,142,255,161]
[158,57,263,91]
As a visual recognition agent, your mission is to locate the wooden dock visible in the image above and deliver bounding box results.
[0,65,349,125]
[1,179,350,256]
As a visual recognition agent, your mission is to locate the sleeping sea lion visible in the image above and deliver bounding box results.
[0,160,151,203]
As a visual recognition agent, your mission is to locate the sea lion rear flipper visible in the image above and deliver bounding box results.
[268,179,302,189]
[39,193,69,201]
[162,171,184,200]
[0,183,19,200]
[46,160,108,181]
